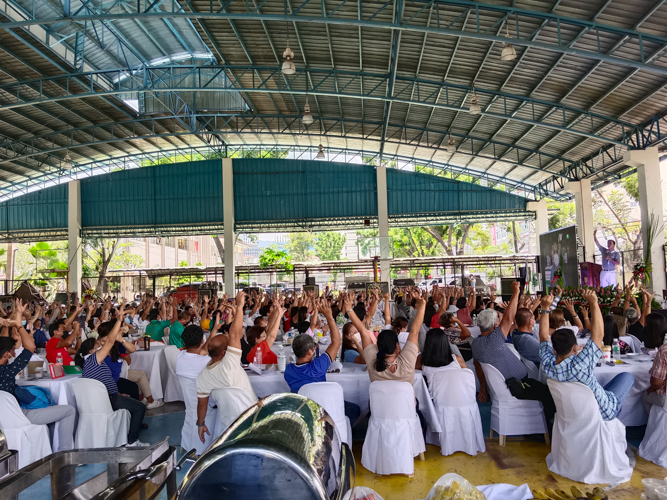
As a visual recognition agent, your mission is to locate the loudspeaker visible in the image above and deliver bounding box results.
[393,278,415,286]
[303,284,319,295]
[305,277,316,286]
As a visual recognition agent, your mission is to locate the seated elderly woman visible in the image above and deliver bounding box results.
[417,328,467,400]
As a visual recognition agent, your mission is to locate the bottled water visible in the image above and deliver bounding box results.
[56,352,63,365]
[256,347,263,370]
[611,339,620,358]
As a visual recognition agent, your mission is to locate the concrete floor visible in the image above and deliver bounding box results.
[13,402,667,499]
[352,440,665,499]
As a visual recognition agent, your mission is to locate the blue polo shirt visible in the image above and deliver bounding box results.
[284,354,332,393]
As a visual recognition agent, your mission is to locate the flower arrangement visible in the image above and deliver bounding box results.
[550,266,564,288]
[631,261,651,287]
[560,285,619,309]
[83,289,100,300]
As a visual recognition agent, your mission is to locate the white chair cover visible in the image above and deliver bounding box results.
[361,381,425,475]
[210,387,257,434]
[619,334,643,353]
[638,396,667,468]
[0,391,52,468]
[298,382,352,448]
[546,379,632,484]
[71,378,130,448]
[429,369,485,456]
[479,363,547,441]
[162,346,184,402]
[177,376,219,455]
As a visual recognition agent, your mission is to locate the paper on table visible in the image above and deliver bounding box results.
[248,363,262,376]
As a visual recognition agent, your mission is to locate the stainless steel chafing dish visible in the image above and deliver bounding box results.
[178,393,355,500]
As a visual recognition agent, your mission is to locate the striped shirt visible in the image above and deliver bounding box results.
[540,339,618,420]
[82,354,118,395]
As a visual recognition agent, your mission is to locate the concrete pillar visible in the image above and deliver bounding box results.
[527,199,548,256]
[564,179,595,263]
[376,165,391,284]
[144,238,150,268]
[223,158,236,296]
[68,180,82,297]
[624,147,666,293]
[5,242,14,293]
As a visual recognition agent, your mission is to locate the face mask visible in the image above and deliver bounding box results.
[354,333,362,344]
[434,305,439,311]
[21,320,26,326]
[244,310,250,316]
[125,317,131,324]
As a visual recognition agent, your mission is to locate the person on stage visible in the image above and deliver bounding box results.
[594,230,620,287]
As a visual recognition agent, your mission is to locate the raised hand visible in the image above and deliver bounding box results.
[540,292,554,310]
[582,289,598,305]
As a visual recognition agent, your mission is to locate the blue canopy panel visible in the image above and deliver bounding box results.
[0,159,532,241]
[233,159,378,232]
[387,169,530,227]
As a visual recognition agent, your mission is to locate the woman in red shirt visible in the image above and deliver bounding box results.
[247,304,285,366]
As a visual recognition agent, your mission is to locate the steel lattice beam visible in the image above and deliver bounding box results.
[3,1,667,75]
[0,65,653,147]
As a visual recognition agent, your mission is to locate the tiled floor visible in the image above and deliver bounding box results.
[11,400,667,499]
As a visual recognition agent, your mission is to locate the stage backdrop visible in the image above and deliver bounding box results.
[539,225,578,291]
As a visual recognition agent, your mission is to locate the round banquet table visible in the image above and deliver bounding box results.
[594,354,653,426]
[129,344,166,401]
[245,362,441,436]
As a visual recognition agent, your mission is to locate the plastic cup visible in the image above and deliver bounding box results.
[35,367,43,379]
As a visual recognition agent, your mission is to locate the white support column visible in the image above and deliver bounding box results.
[223,158,236,296]
[68,180,82,297]
[564,179,595,263]
[526,199,548,256]
[376,165,391,283]
[624,147,666,293]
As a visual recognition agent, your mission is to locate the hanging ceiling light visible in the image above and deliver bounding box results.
[302,98,313,125]
[282,36,296,75]
[501,22,517,61]
[63,151,72,168]
[316,144,325,159]
[468,90,481,115]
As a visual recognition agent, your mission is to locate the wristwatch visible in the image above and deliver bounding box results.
[196,422,206,427]
[539,309,550,314]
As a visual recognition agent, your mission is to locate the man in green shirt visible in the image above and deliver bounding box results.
[169,311,191,348]
[144,300,172,341]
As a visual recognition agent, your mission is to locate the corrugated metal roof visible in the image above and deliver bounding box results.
[0,0,664,200]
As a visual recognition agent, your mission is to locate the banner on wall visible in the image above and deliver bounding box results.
[539,225,578,291]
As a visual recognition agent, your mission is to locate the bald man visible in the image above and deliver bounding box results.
[196,292,257,443]
[510,307,541,366]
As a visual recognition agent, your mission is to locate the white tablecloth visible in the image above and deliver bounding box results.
[594,355,652,426]
[246,365,441,433]
[16,374,82,452]
[130,345,166,400]
[16,373,81,407]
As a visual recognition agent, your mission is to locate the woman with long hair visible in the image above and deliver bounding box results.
[341,322,365,364]
[419,328,467,398]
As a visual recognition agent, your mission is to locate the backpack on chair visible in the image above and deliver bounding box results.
[14,385,56,409]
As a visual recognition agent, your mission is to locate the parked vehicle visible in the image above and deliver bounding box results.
[169,281,223,303]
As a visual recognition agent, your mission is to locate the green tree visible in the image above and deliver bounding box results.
[28,242,68,288]
[175,260,204,286]
[314,232,346,261]
[259,246,293,283]
[286,232,316,262]
[548,202,576,230]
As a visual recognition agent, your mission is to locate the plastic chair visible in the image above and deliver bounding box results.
[210,387,257,434]
[638,395,667,468]
[177,376,219,455]
[479,362,548,446]
[162,346,184,402]
[298,382,353,448]
[71,378,130,448]
[546,379,633,484]
[429,369,485,456]
[361,381,425,476]
[0,391,52,468]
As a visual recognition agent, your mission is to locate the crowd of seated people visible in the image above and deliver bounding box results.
[2,277,666,465]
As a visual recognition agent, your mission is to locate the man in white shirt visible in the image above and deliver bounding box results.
[196,292,258,443]
[176,325,212,379]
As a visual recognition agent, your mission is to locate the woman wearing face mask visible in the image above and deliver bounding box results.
[342,323,366,364]
[96,320,141,401]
